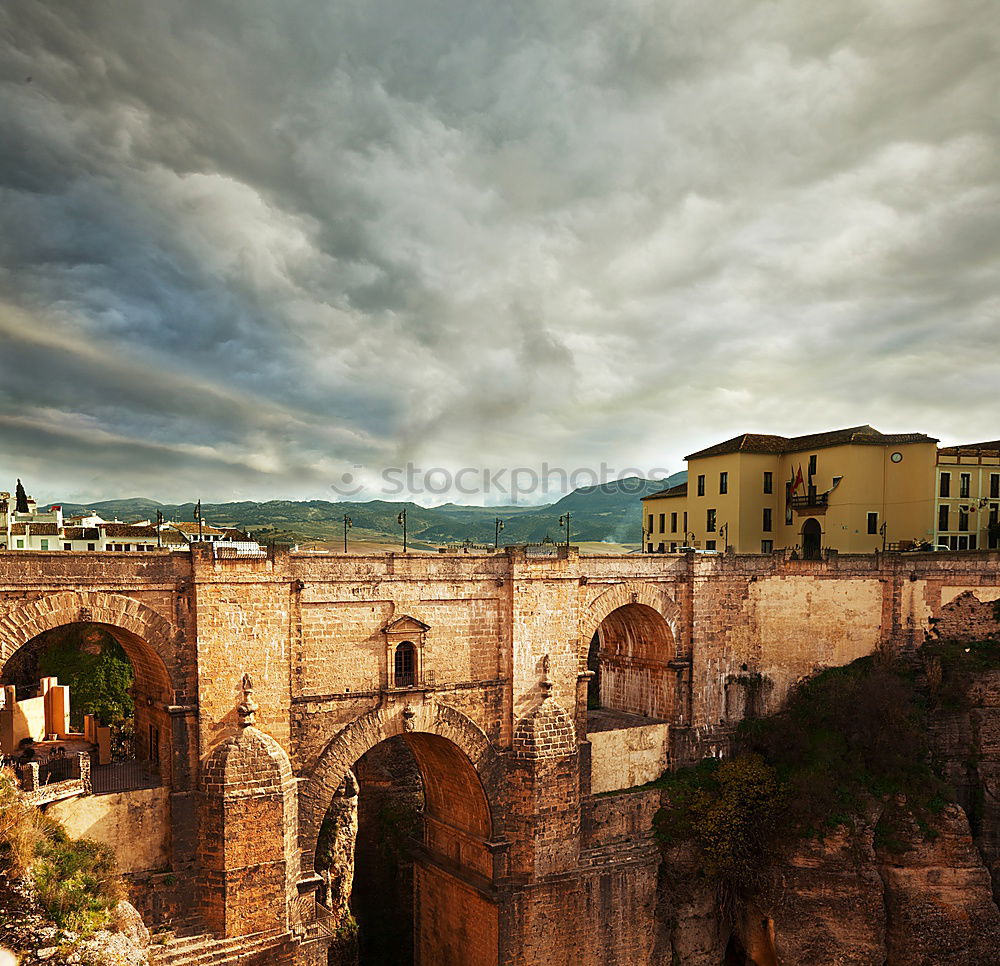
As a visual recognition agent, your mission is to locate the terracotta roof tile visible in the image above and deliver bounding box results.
[641,482,688,501]
[685,425,938,461]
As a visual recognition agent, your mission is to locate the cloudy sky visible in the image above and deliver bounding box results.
[1,0,998,506]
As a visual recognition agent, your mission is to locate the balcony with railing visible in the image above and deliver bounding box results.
[791,491,829,511]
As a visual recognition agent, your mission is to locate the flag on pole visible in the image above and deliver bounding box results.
[790,465,804,496]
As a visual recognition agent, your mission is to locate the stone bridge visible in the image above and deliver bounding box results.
[1,545,998,965]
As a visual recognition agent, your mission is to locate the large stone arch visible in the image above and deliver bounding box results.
[579,580,681,668]
[0,590,180,701]
[299,700,503,869]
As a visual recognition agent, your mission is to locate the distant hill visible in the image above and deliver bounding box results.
[48,474,685,549]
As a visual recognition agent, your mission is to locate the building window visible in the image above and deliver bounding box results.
[763,508,773,532]
[959,509,969,532]
[670,512,678,533]
[87,543,95,551]
[16,539,23,549]
[808,454,817,476]
[706,509,716,532]
[990,505,999,549]
[683,511,687,535]
[763,472,773,494]
[960,473,971,498]
[938,505,949,532]
[647,544,653,553]
[657,542,665,553]
[761,540,773,553]
[969,535,978,550]
[940,473,951,497]
[40,539,48,550]
[658,513,666,533]
[394,641,416,688]
[63,543,71,550]
[785,483,793,525]
[867,512,878,535]
[669,542,677,551]
[991,474,999,499]
[719,472,728,494]
[647,514,653,534]
[705,540,717,551]
[697,475,706,497]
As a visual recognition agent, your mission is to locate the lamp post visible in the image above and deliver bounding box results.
[397,509,407,552]
[495,517,504,549]
[719,522,728,552]
[196,499,203,542]
[343,515,352,553]
[156,510,162,548]
[559,512,571,548]
[879,520,887,553]
[641,526,647,553]
[686,531,696,549]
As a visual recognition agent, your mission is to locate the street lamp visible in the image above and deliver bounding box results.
[559,512,571,548]
[718,522,728,552]
[397,509,407,552]
[495,517,504,549]
[343,515,353,553]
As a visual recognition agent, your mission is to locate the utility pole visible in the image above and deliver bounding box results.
[156,510,162,548]
[495,517,504,549]
[343,515,352,554]
[397,509,407,552]
[196,500,203,541]
[559,512,571,548]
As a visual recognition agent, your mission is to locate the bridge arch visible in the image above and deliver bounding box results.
[580,580,680,668]
[581,582,681,723]
[0,591,180,701]
[300,700,503,867]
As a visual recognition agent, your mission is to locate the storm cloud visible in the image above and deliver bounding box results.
[1,0,998,504]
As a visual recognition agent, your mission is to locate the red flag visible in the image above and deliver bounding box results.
[790,466,804,496]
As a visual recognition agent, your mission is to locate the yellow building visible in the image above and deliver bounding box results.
[642,425,939,557]
[935,441,1000,551]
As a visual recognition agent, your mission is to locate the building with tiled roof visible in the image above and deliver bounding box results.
[642,426,944,556]
[1,482,262,554]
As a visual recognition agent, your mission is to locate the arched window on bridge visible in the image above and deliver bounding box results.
[394,641,416,688]
[383,616,429,689]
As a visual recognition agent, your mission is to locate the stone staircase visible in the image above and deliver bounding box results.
[149,922,293,966]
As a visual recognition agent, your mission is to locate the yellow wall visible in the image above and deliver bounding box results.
[642,438,938,555]
[936,452,1000,550]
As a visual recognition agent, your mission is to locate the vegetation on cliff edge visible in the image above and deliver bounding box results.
[654,635,1000,893]
[0,769,124,934]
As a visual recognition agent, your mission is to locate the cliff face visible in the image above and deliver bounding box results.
[658,656,1000,965]
[658,803,1000,966]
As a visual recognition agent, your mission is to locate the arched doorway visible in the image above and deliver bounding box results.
[801,518,822,560]
[590,603,676,720]
[314,729,497,966]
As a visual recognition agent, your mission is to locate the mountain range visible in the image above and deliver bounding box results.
[48,475,685,549]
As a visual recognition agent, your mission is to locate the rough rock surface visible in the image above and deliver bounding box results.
[758,820,887,966]
[877,804,1000,966]
[658,802,1000,965]
[0,878,150,965]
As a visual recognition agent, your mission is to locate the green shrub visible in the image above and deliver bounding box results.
[654,638,997,896]
[30,819,124,933]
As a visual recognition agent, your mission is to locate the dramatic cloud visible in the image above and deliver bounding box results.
[1,0,997,504]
